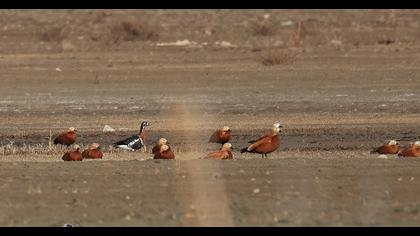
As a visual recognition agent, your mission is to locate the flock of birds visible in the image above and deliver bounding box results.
[53,120,420,161]
[53,121,283,161]
[371,139,420,157]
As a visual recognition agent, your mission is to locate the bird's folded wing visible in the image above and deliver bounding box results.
[248,133,269,144]
[247,137,270,151]
[114,135,138,145]
[208,131,219,142]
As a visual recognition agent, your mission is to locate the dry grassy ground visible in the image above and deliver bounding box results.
[1,10,420,226]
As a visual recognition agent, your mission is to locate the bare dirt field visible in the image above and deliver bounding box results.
[1,10,420,226]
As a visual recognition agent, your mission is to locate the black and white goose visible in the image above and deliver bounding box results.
[113,121,150,151]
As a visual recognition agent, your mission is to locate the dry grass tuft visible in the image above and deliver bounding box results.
[377,37,396,45]
[260,49,298,66]
[108,20,160,44]
[1,142,69,155]
[292,22,306,48]
[38,26,68,43]
[251,21,277,36]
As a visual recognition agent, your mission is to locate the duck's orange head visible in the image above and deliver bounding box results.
[68,127,77,132]
[158,138,168,145]
[91,143,101,150]
[388,140,398,146]
[221,142,233,151]
[71,144,80,151]
[160,144,170,152]
[221,126,231,132]
[272,122,283,134]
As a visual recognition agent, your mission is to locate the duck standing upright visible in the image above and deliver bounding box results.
[240,122,283,158]
[113,121,149,152]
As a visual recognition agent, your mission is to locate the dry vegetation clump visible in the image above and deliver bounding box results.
[260,49,298,66]
[292,22,306,48]
[1,143,69,155]
[377,37,396,45]
[108,19,160,44]
[38,26,68,43]
[251,21,277,36]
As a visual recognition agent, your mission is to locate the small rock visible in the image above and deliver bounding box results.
[204,29,212,35]
[215,41,236,47]
[331,39,343,46]
[281,20,294,26]
[377,154,388,159]
[103,125,115,133]
[61,40,77,52]
[253,188,260,194]
[55,67,62,72]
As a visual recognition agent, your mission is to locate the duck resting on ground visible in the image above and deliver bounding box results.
[203,142,233,160]
[62,144,83,161]
[54,127,77,146]
[152,138,169,155]
[113,121,149,152]
[371,140,400,155]
[209,126,231,145]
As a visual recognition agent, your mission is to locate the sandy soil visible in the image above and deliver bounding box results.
[1,10,420,226]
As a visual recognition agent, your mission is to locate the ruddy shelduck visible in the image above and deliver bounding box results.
[62,144,83,161]
[203,143,233,160]
[82,143,103,159]
[152,138,169,155]
[398,141,420,157]
[371,140,400,155]
[240,122,283,158]
[153,144,175,160]
[54,127,77,146]
[209,126,231,145]
[113,121,149,152]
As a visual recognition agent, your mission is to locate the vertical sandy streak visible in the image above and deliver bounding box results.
[172,101,234,226]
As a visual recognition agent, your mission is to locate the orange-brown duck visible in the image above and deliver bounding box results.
[82,143,103,159]
[240,122,283,158]
[54,127,77,146]
[371,140,400,155]
[209,126,231,145]
[153,144,175,160]
[62,144,83,161]
[203,143,233,160]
